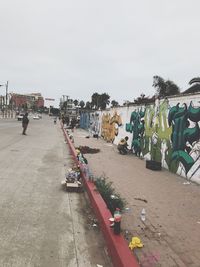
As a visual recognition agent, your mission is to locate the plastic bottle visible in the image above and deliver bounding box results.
[114,208,122,235]
[140,208,146,222]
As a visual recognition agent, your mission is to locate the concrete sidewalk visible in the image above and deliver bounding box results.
[73,128,200,267]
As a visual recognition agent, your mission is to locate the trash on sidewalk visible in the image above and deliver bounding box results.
[61,165,83,192]
[124,230,129,239]
[76,145,100,154]
[110,194,119,200]
[96,264,103,267]
[109,217,114,227]
[69,134,74,143]
[122,207,131,213]
[134,197,148,203]
[76,149,88,164]
[183,181,191,185]
[113,208,122,235]
[140,208,146,222]
[129,237,143,250]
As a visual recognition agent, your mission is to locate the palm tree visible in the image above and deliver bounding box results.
[111,100,119,107]
[79,100,85,109]
[73,99,79,106]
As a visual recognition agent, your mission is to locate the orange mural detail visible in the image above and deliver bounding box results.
[101,111,122,142]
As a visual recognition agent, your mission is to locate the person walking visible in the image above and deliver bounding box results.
[22,113,29,135]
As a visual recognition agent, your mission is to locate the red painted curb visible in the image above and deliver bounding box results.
[61,125,139,267]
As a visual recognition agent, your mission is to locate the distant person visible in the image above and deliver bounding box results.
[117,136,129,155]
[54,117,57,124]
[66,116,70,126]
[22,113,29,135]
[70,118,76,132]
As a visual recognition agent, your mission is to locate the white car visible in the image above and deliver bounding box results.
[17,113,24,121]
[33,114,40,120]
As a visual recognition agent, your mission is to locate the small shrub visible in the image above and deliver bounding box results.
[95,176,126,215]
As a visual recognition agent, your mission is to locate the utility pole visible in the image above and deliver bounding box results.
[0,81,8,117]
[5,81,8,106]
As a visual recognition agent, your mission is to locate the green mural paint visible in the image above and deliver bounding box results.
[126,109,145,156]
[168,101,200,174]
[144,99,172,164]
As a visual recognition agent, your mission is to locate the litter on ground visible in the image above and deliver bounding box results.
[129,237,143,250]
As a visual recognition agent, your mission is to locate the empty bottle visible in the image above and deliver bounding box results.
[140,208,146,222]
[114,208,122,235]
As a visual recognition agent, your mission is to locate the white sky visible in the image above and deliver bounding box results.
[0,0,200,107]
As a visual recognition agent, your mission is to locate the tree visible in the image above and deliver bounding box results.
[134,94,155,104]
[85,101,92,110]
[152,76,167,97]
[91,93,100,109]
[165,80,180,96]
[153,75,180,97]
[91,92,110,110]
[73,99,79,106]
[79,100,85,109]
[99,93,110,109]
[111,100,119,107]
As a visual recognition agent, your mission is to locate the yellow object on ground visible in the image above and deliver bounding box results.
[129,237,143,250]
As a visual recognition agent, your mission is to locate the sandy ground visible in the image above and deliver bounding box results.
[72,128,200,267]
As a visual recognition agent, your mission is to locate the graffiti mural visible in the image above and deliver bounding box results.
[101,111,122,142]
[126,99,175,172]
[90,113,100,136]
[80,112,90,129]
[168,101,200,177]
[144,99,173,168]
[126,109,145,156]
[80,94,200,183]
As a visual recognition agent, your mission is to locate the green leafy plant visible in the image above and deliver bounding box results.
[94,176,126,215]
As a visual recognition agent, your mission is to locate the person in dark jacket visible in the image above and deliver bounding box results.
[22,113,29,135]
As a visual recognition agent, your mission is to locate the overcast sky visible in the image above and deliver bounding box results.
[0,0,200,107]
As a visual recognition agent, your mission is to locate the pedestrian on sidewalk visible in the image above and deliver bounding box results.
[22,112,29,135]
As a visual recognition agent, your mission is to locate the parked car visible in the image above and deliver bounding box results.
[17,113,24,121]
[33,114,40,120]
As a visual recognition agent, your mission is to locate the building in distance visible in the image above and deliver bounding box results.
[10,92,44,111]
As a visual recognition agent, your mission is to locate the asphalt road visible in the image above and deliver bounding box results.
[0,116,112,267]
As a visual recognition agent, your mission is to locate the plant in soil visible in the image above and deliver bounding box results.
[94,176,126,215]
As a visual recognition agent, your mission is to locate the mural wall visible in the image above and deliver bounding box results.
[80,93,200,183]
